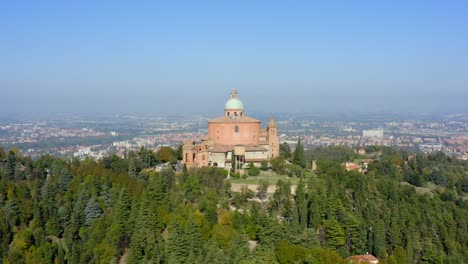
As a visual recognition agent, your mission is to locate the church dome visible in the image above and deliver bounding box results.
[225,98,244,110]
[225,89,244,110]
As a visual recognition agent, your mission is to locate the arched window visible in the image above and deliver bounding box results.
[193,153,196,162]
[185,153,189,162]
[235,125,239,133]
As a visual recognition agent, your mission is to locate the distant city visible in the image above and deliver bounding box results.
[1,112,466,160]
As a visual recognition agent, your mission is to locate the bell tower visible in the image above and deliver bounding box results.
[267,116,279,158]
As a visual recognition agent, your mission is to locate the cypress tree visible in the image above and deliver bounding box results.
[3,150,16,180]
[128,158,138,179]
[293,137,306,168]
[294,178,308,228]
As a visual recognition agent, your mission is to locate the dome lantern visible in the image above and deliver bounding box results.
[224,89,244,117]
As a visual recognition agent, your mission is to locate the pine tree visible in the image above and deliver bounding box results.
[324,217,345,250]
[23,158,33,180]
[114,188,131,231]
[57,206,70,232]
[84,197,102,226]
[343,213,366,254]
[166,222,189,263]
[3,150,17,180]
[14,162,25,181]
[58,168,72,193]
[204,238,225,264]
[186,216,203,259]
[256,214,283,247]
[229,232,250,263]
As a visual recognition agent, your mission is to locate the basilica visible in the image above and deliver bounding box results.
[183,90,279,170]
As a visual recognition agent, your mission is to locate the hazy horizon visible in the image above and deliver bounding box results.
[1,1,467,115]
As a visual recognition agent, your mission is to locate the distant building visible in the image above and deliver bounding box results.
[459,154,468,160]
[183,90,279,170]
[344,162,362,173]
[363,129,384,138]
[419,143,443,153]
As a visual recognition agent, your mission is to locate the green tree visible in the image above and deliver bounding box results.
[287,164,303,178]
[257,179,269,200]
[280,142,291,160]
[229,232,250,263]
[343,213,366,254]
[275,240,307,264]
[392,245,407,264]
[175,144,183,160]
[248,163,261,176]
[58,168,72,193]
[294,178,308,228]
[186,216,203,259]
[84,197,102,226]
[293,137,306,168]
[260,160,269,171]
[128,158,138,179]
[271,156,287,175]
[166,222,189,263]
[0,146,5,160]
[204,238,225,264]
[114,188,132,231]
[3,150,17,180]
[324,217,345,250]
[156,146,177,163]
[271,180,293,219]
[138,147,157,168]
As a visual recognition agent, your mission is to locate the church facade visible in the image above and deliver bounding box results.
[183,90,279,170]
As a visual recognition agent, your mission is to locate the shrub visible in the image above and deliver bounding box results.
[248,163,261,176]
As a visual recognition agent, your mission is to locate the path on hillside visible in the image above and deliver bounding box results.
[230,183,297,195]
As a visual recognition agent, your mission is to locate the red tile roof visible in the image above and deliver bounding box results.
[348,254,379,263]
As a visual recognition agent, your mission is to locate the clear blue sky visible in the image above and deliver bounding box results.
[1,1,467,115]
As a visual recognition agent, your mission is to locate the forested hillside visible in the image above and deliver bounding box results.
[0,146,467,263]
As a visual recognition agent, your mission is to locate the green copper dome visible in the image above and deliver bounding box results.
[225,98,244,110]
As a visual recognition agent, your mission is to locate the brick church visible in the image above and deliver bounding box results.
[183,89,279,170]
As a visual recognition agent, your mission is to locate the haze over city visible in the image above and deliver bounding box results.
[1,1,467,115]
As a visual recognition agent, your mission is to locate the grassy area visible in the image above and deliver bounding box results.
[229,170,316,185]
